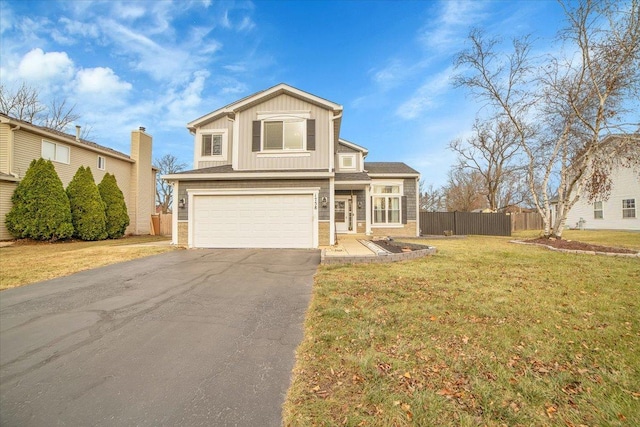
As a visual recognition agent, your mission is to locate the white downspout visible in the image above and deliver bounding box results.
[230,113,239,170]
[171,181,179,245]
[329,111,342,172]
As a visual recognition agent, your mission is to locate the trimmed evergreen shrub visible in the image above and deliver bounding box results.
[5,158,74,241]
[67,166,107,241]
[98,173,130,238]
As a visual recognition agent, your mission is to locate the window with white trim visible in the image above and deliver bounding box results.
[202,134,223,156]
[593,201,603,219]
[198,129,227,160]
[264,119,305,150]
[372,184,402,225]
[42,140,70,164]
[97,156,106,170]
[622,199,636,218]
[339,154,356,170]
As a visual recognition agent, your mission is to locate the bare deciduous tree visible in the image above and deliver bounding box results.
[442,169,486,212]
[449,119,525,211]
[155,154,187,213]
[0,82,80,131]
[455,0,640,238]
[419,180,444,211]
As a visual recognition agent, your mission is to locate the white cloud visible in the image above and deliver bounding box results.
[0,3,14,35]
[113,3,146,20]
[75,67,132,95]
[17,48,74,82]
[164,70,211,126]
[396,67,454,119]
[418,0,489,53]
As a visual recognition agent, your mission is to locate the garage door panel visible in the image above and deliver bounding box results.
[192,194,314,248]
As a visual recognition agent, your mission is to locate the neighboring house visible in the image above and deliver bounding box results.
[564,164,640,231]
[0,113,156,240]
[163,83,420,249]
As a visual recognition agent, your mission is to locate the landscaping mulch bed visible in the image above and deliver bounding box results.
[526,238,638,254]
[371,240,416,253]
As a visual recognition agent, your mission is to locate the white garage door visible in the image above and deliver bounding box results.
[192,194,314,248]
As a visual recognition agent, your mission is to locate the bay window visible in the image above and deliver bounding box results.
[372,184,402,225]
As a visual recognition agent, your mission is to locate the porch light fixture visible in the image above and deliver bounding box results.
[321,196,328,208]
[357,201,363,209]
[178,198,186,209]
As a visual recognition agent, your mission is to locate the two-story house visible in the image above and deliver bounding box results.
[0,113,156,240]
[163,83,420,248]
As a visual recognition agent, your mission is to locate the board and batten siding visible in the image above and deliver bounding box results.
[235,93,331,171]
[565,166,640,230]
[197,116,233,169]
[176,178,331,222]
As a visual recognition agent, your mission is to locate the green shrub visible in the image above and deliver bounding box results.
[67,166,107,241]
[5,158,74,241]
[98,173,130,238]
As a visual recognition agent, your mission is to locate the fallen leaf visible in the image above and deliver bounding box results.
[546,405,557,418]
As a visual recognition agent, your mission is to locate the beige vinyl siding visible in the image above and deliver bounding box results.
[0,123,10,173]
[10,129,137,235]
[197,116,233,169]
[176,178,331,221]
[0,181,18,240]
[236,93,331,170]
[12,129,133,185]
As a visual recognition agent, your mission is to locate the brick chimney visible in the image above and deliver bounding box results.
[129,127,154,235]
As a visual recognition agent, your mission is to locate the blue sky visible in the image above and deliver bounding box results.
[0,0,566,187]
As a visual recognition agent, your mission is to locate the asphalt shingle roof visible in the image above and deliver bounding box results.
[364,162,419,175]
[0,113,131,160]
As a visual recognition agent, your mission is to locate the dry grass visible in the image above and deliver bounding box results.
[284,232,640,426]
[0,235,176,290]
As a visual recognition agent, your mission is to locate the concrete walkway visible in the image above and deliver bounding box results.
[321,234,375,257]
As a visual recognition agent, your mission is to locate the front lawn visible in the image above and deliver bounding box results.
[0,235,175,290]
[284,232,640,426]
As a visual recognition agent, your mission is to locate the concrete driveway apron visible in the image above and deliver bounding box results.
[0,248,319,427]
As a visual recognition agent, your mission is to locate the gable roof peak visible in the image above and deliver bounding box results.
[188,83,343,130]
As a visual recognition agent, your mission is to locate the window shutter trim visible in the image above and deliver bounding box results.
[252,121,261,152]
[307,119,316,151]
[402,196,408,224]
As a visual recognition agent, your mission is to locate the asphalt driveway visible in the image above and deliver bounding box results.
[0,248,319,426]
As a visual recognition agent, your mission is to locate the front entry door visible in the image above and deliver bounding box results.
[335,196,352,233]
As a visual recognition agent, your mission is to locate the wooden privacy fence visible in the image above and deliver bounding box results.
[151,213,172,236]
[419,211,512,236]
[510,212,543,232]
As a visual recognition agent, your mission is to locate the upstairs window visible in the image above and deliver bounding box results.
[97,156,106,170]
[593,201,603,219]
[622,199,636,218]
[42,140,70,164]
[202,134,223,156]
[340,154,356,170]
[264,120,304,150]
[198,129,227,161]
